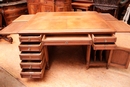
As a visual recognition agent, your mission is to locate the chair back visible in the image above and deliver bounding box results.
[123,4,130,23]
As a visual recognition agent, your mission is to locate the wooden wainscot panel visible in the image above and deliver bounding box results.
[108,47,130,69]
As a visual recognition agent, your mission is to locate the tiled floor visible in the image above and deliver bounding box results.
[0,34,130,87]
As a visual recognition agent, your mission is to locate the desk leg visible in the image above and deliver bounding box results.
[107,50,113,69]
[44,46,49,69]
[86,45,91,69]
[0,35,13,43]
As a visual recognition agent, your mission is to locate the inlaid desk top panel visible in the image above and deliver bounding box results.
[19,11,116,34]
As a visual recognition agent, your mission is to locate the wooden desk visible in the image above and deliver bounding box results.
[1,12,130,78]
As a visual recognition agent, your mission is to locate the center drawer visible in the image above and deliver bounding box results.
[42,34,92,45]
[92,34,116,43]
[19,42,42,51]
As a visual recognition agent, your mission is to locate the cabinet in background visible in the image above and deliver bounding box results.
[27,0,71,14]
[0,0,28,25]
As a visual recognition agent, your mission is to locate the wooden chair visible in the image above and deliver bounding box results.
[123,4,130,23]
[93,0,121,17]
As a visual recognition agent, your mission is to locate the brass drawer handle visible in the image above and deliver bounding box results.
[28,38,31,41]
[65,41,68,44]
[29,65,32,69]
[104,39,107,42]
[28,48,30,51]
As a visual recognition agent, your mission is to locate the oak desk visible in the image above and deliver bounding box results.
[1,12,130,78]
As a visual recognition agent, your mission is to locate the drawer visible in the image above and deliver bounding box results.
[20,63,46,78]
[27,0,40,3]
[20,62,46,78]
[19,49,45,60]
[93,43,116,50]
[19,34,43,42]
[42,0,54,5]
[92,34,116,43]
[3,4,27,12]
[19,42,42,51]
[20,58,45,69]
[43,34,92,45]
[4,8,28,18]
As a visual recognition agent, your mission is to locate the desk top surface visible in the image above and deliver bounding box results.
[1,11,130,34]
[19,12,115,34]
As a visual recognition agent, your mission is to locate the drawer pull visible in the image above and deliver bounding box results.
[30,75,32,78]
[28,48,30,51]
[28,38,31,41]
[65,41,68,44]
[29,65,32,69]
[104,39,107,42]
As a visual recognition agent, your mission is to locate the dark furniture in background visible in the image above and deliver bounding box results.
[93,0,121,18]
[0,0,28,25]
[0,0,28,43]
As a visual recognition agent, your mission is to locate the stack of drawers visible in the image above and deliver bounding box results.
[19,34,46,78]
[90,34,117,67]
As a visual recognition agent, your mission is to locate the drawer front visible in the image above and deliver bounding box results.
[20,63,46,78]
[28,4,41,14]
[40,0,54,4]
[92,34,117,43]
[55,2,71,12]
[19,34,43,42]
[4,7,28,18]
[19,42,42,51]
[20,49,45,60]
[20,58,45,69]
[93,44,116,50]
[27,0,40,3]
[43,1,54,5]
[3,4,27,12]
[43,34,92,45]
[40,4,54,12]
